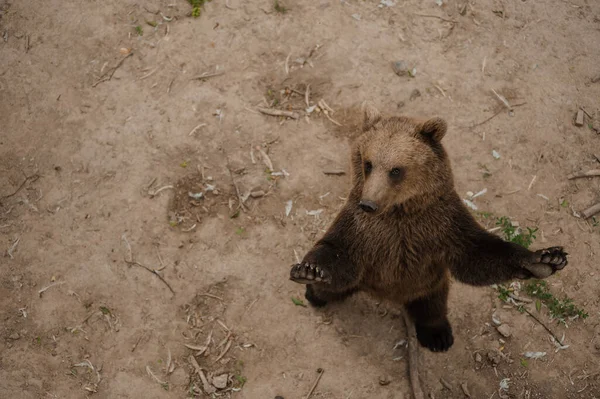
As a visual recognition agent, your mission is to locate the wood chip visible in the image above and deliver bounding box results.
[575,110,584,127]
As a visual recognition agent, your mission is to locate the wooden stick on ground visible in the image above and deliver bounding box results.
[304,368,324,399]
[402,312,425,399]
[257,107,300,119]
[567,170,600,180]
[581,202,600,219]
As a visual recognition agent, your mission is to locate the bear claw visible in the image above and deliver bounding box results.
[524,246,568,279]
[290,262,332,284]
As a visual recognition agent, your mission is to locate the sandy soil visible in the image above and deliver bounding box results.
[1,0,600,398]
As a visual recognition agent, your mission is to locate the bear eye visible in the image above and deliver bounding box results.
[364,161,373,175]
[389,167,405,180]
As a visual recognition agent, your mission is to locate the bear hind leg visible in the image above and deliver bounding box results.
[405,281,453,352]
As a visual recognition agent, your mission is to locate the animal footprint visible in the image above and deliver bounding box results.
[524,246,568,279]
[290,262,332,284]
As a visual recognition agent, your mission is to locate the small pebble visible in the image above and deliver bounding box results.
[391,61,408,76]
[212,373,228,389]
[250,190,265,198]
[475,353,482,363]
[409,89,421,101]
[379,375,392,386]
[9,332,20,340]
[496,324,511,338]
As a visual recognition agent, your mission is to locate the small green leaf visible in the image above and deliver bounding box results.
[291,297,307,307]
[180,161,189,168]
[560,199,568,208]
[535,299,541,312]
[146,20,158,27]
[135,26,143,36]
[235,227,245,235]
[520,358,528,367]
[99,306,111,315]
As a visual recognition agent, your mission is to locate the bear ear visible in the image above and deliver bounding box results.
[420,117,447,142]
[361,101,381,131]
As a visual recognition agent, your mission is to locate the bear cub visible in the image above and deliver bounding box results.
[289,104,568,352]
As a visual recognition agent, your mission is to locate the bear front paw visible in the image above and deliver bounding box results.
[289,262,332,285]
[415,321,454,352]
[523,246,568,279]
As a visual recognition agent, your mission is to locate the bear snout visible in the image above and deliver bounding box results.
[359,200,378,213]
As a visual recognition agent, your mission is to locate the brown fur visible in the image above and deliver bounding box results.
[290,104,568,352]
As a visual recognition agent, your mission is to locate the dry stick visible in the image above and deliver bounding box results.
[305,368,324,399]
[469,102,527,128]
[191,70,225,80]
[567,170,600,180]
[413,13,457,23]
[402,312,425,399]
[38,281,65,297]
[522,308,564,346]
[305,84,311,107]
[491,88,512,110]
[257,107,300,119]
[92,52,133,87]
[125,259,175,294]
[323,170,345,176]
[226,161,248,214]
[1,174,40,200]
[582,202,600,219]
[213,339,232,363]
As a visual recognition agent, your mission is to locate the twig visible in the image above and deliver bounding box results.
[92,52,133,87]
[257,107,300,119]
[199,293,224,301]
[567,170,600,180]
[138,67,158,80]
[189,356,215,394]
[528,175,537,190]
[285,52,291,75]
[213,339,232,363]
[305,368,324,399]
[413,13,457,23]
[403,311,425,399]
[256,146,274,171]
[1,174,40,200]
[191,70,225,80]
[188,123,207,136]
[469,108,503,128]
[7,236,20,259]
[305,84,311,107]
[323,170,345,176]
[469,102,527,128]
[125,259,175,294]
[324,112,343,126]
[226,161,249,213]
[491,89,512,110]
[146,365,167,385]
[38,281,65,297]
[148,185,173,198]
[522,308,564,346]
[581,202,600,219]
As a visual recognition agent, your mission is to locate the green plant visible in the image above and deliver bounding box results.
[135,25,143,36]
[188,0,211,17]
[524,280,588,324]
[274,0,287,13]
[496,216,538,249]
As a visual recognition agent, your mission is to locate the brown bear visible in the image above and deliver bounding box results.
[289,104,568,352]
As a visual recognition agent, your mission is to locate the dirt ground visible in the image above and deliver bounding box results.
[1,0,600,398]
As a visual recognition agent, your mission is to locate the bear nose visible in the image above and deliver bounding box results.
[359,200,378,213]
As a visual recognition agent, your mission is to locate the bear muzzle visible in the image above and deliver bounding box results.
[358,200,378,213]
